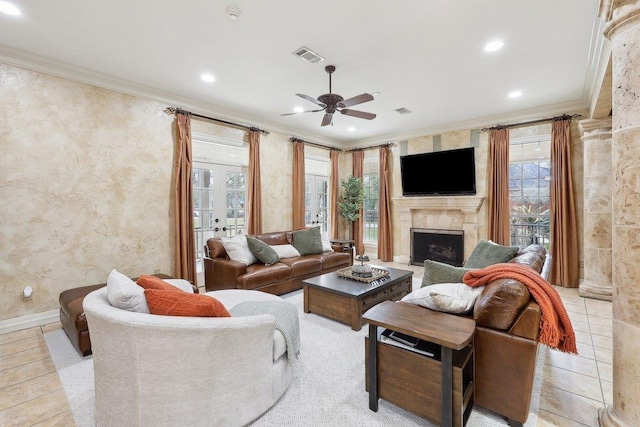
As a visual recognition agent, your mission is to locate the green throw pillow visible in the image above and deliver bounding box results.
[422,259,475,287]
[292,227,323,256]
[246,236,280,266]
[464,240,519,268]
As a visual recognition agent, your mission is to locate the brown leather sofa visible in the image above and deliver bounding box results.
[204,231,352,295]
[471,244,551,427]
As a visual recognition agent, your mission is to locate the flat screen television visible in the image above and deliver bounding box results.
[400,147,476,196]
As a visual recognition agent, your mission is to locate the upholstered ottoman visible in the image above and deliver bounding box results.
[59,273,178,356]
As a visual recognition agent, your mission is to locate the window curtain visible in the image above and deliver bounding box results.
[174,113,196,283]
[247,130,262,235]
[488,128,511,245]
[352,151,364,255]
[550,118,579,287]
[377,146,393,261]
[292,141,306,230]
[330,149,340,238]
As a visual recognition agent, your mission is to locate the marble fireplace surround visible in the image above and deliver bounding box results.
[392,196,485,264]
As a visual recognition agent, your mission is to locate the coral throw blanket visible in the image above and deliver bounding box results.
[463,263,578,354]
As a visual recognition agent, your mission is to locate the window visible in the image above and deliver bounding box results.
[192,133,248,278]
[363,156,379,244]
[305,175,329,232]
[193,165,247,265]
[509,139,551,248]
[305,156,330,233]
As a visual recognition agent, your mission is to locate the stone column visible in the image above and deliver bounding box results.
[578,118,613,301]
[599,1,640,425]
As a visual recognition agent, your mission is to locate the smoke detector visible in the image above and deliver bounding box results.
[225,5,241,20]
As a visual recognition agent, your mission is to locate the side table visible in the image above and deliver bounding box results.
[329,238,355,262]
[363,301,476,427]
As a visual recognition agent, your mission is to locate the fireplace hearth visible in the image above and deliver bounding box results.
[410,228,464,266]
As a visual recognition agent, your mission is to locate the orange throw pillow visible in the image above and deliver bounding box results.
[136,275,180,291]
[144,289,231,317]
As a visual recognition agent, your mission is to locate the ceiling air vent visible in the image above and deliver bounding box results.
[292,46,325,64]
[395,107,413,115]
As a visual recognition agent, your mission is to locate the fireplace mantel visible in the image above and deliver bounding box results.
[392,196,484,213]
[392,196,485,264]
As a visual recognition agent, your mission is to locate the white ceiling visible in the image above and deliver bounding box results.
[0,0,601,147]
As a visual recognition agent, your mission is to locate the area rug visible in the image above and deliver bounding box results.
[45,287,543,426]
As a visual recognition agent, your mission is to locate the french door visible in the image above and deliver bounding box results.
[193,164,248,265]
[305,174,329,233]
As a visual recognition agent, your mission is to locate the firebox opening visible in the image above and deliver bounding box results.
[410,228,464,267]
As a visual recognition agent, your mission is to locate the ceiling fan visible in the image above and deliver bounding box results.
[281,65,376,127]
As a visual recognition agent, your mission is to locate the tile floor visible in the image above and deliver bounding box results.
[0,262,613,426]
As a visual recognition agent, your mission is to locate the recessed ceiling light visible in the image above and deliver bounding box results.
[294,106,304,113]
[348,127,356,132]
[0,1,21,16]
[484,40,504,52]
[508,90,522,98]
[201,74,215,83]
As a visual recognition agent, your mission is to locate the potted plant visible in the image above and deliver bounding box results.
[338,175,365,239]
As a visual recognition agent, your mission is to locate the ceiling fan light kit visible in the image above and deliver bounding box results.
[282,65,376,127]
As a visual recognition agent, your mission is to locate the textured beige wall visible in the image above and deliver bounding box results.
[259,132,295,232]
[0,64,175,321]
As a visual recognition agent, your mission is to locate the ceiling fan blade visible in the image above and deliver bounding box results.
[337,93,374,108]
[280,109,323,116]
[321,113,333,127]
[340,109,376,120]
[296,93,326,107]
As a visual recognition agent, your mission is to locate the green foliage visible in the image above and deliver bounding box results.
[338,176,365,222]
[510,203,550,248]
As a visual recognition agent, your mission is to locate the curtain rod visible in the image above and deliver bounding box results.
[289,137,342,151]
[347,142,396,152]
[480,113,582,132]
[165,107,270,135]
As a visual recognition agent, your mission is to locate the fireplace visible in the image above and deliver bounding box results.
[410,228,464,266]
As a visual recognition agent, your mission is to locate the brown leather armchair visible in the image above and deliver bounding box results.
[472,245,551,427]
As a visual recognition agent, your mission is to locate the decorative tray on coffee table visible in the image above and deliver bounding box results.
[336,266,390,283]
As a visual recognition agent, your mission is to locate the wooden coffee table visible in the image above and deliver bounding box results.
[302,266,413,330]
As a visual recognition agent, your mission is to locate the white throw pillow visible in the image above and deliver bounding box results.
[401,282,484,314]
[162,278,194,293]
[270,244,301,259]
[221,233,257,265]
[106,269,150,313]
[320,232,334,253]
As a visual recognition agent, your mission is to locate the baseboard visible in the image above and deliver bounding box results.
[0,309,59,335]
